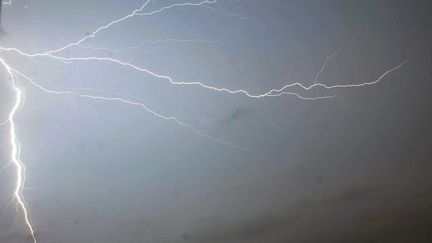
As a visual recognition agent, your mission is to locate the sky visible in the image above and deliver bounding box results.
[0,0,432,242]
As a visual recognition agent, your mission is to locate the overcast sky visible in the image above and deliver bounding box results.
[1,0,432,242]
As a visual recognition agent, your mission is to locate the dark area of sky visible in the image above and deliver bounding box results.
[0,0,431,242]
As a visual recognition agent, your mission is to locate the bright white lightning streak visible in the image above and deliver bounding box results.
[0,47,326,100]
[0,59,37,243]
[1,46,409,101]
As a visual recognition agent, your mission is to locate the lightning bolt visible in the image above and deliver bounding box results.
[0,1,411,242]
[1,58,37,243]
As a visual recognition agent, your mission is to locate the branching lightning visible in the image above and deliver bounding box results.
[0,1,410,242]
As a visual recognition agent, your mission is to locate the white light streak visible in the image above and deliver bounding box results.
[0,58,37,243]
[0,46,409,100]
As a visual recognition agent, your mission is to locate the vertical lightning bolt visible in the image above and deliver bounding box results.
[1,59,37,243]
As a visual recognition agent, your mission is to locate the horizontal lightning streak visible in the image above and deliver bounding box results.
[0,46,409,100]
